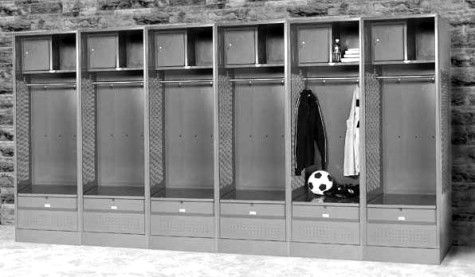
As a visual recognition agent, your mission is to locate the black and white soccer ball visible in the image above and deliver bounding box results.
[307,170,334,195]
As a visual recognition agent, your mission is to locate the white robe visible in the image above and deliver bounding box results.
[344,85,360,176]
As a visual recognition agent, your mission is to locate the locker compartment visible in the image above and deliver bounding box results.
[367,207,436,223]
[154,31,186,67]
[292,220,360,244]
[18,196,77,210]
[372,22,406,62]
[21,37,52,72]
[17,210,78,231]
[224,28,256,65]
[220,202,284,217]
[84,198,144,212]
[86,33,119,69]
[220,217,285,241]
[367,223,437,248]
[292,205,359,221]
[297,25,331,64]
[187,27,213,66]
[54,34,76,71]
[152,200,213,215]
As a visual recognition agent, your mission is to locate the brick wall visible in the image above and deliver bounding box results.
[0,0,473,245]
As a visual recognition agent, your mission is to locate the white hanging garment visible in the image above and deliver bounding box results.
[344,85,360,176]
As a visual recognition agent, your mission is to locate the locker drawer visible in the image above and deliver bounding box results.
[84,198,144,212]
[367,223,437,248]
[220,217,285,241]
[87,33,118,69]
[297,25,331,64]
[155,32,186,67]
[84,212,145,234]
[367,208,436,223]
[292,220,360,245]
[18,196,77,210]
[224,28,256,65]
[17,210,77,231]
[22,37,51,72]
[293,205,359,221]
[152,200,213,215]
[220,202,284,218]
[372,22,406,62]
[151,214,214,238]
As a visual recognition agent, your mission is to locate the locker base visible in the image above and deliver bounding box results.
[149,236,215,253]
[290,242,361,260]
[364,246,441,264]
[218,238,287,256]
[82,232,147,249]
[16,229,80,245]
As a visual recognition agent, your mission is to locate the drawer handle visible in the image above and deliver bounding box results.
[44,203,51,208]
[322,213,330,218]
[398,216,406,221]
[110,205,118,210]
[179,208,186,213]
[249,211,257,216]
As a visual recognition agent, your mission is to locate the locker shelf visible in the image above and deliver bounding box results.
[373,60,434,65]
[18,184,77,196]
[155,65,213,70]
[83,186,145,198]
[224,63,284,69]
[367,193,436,209]
[87,67,143,72]
[292,188,359,207]
[22,69,76,75]
[220,189,285,203]
[298,62,359,67]
[152,188,214,200]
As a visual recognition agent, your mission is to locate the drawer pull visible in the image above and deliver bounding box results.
[322,213,330,218]
[249,211,257,216]
[44,203,51,208]
[179,208,186,213]
[398,216,406,221]
[110,205,118,210]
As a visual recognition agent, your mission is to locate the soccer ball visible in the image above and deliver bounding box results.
[307,170,334,195]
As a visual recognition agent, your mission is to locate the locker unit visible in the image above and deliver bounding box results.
[14,15,451,264]
[14,32,79,245]
[79,29,146,248]
[147,25,216,252]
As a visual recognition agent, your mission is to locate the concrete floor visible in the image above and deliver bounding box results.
[0,226,474,277]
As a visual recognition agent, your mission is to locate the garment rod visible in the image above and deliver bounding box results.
[303,77,359,83]
[159,79,213,85]
[92,80,144,86]
[26,82,76,88]
[376,75,435,81]
[229,78,285,84]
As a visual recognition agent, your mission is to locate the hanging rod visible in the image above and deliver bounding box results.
[303,76,359,83]
[229,78,285,85]
[92,80,144,86]
[159,79,213,86]
[26,82,76,88]
[375,75,435,81]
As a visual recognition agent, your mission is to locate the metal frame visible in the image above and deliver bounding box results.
[12,15,450,264]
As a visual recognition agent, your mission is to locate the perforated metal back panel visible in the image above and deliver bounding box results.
[149,75,165,189]
[81,78,96,186]
[16,80,31,184]
[291,73,305,190]
[364,71,382,194]
[440,71,451,195]
[218,74,234,190]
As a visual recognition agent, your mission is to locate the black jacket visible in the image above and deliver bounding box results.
[295,89,327,176]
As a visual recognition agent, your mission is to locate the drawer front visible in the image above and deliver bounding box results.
[151,214,214,238]
[368,208,436,223]
[367,223,437,248]
[155,32,185,67]
[84,198,144,212]
[372,22,405,61]
[84,212,145,234]
[152,201,213,215]
[17,210,77,231]
[224,29,256,65]
[293,205,359,221]
[220,203,284,218]
[22,38,51,72]
[220,217,285,241]
[298,26,331,64]
[87,34,118,69]
[18,196,77,210]
[292,220,360,245]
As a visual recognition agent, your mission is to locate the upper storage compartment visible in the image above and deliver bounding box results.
[296,21,359,66]
[151,26,213,69]
[223,24,284,67]
[19,33,76,73]
[84,30,143,71]
[370,18,435,63]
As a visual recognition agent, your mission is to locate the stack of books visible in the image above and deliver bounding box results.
[341,48,360,63]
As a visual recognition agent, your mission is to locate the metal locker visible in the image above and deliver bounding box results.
[155,32,186,67]
[21,37,51,72]
[87,33,118,69]
[297,25,331,64]
[224,28,256,65]
[372,22,406,61]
